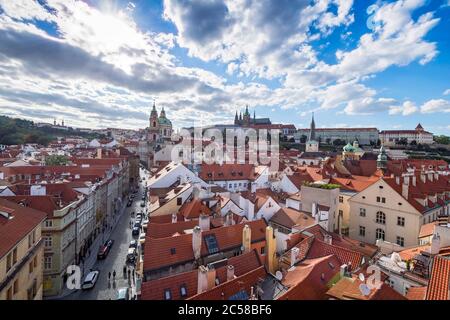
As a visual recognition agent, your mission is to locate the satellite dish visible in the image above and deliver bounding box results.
[358,273,365,282]
[275,271,283,281]
[359,283,371,296]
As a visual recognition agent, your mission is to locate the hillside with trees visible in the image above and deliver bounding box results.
[0,115,100,146]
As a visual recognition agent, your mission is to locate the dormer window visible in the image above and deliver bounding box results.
[164,289,172,300]
[180,285,187,298]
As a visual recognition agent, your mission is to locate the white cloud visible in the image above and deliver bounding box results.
[389,101,418,116]
[420,99,450,113]
[443,89,450,95]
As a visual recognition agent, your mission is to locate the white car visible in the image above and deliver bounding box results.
[81,270,99,290]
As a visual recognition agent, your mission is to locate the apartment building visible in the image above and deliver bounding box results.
[348,173,449,247]
[0,198,47,300]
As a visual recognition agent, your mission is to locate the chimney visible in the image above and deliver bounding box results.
[251,182,256,194]
[197,265,208,294]
[395,176,400,185]
[206,265,216,290]
[412,175,417,187]
[340,264,348,278]
[290,247,300,266]
[420,173,426,183]
[199,213,210,231]
[431,232,441,255]
[242,224,252,253]
[265,226,277,274]
[115,148,121,156]
[312,202,318,217]
[171,212,177,223]
[403,175,410,186]
[428,173,433,182]
[225,211,233,226]
[97,148,102,159]
[192,226,202,260]
[226,265,235,281]
[402,182,409,200]
[324,234,332,245]
[434,172,439,181]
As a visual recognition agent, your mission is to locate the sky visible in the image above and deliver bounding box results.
[0,0,449,134]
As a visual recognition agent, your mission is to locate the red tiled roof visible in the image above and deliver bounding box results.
[188,266,267,300]
[307,239,364,269]
[426,256,450,300]
[143,219,267,272]
[278,255,341,300]
[406,286,427,300]
[179,199,212,219]
[140,249,262,300]
[147,220,198,239]
[0,198,47,258]
[326,276,407,300]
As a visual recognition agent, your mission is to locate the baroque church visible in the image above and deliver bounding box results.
[148,101,173,142]
[139,102,173,168]
[234,105,271,126]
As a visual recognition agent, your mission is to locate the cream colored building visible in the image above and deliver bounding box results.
[348,176,447,248]
[0,199,47,300]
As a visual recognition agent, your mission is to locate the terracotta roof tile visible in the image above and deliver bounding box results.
[0,198,47,258]
[426,256,450,300]
[143,219,267,272]
[140,249,262,300]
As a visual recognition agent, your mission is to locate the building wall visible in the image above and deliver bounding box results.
[348,179,422,247]
[149,186,193,217]
[0,224,44,300]
[300,185,339,232]
[297,128,379,145]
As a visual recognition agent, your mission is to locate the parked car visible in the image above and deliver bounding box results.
[139,233,146,245]
[132,226,140,236]
[129,240,138,249]
[140,201,145,207]
[126,247,137,264]
[116,287,130,300]
[81,270,99,290]
[97,239,114,259]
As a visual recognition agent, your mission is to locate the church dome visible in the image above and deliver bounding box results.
[343,143,355,152]
[158,117,172,126]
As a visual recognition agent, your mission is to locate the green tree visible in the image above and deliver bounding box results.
[45,155,69,166]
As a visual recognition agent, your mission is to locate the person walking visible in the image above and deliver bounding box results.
[123,265,127,277]
[108,271,111,282]
[113,270,116,281]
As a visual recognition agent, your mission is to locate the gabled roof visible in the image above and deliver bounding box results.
[143,219,267,272]
[140,249,262,300]
[270,207,315,230]
[188,266,267,300]
[0,198,47,258]
[179,198,212,219]
[277,255,341,300]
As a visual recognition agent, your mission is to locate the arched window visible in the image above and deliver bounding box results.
[152,121,156,127]
[376,228,385,241]
[376,211,386,225]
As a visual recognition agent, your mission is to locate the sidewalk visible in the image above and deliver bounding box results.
[47,201,129,300]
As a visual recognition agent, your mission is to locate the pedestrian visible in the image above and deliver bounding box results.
[113,270,116,280]
[123,265,127,277]
[108,272,111,282]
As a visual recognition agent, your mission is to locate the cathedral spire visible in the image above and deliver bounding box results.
[308,112,316,142]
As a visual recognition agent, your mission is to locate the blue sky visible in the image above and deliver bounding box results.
[0,0,449,134]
